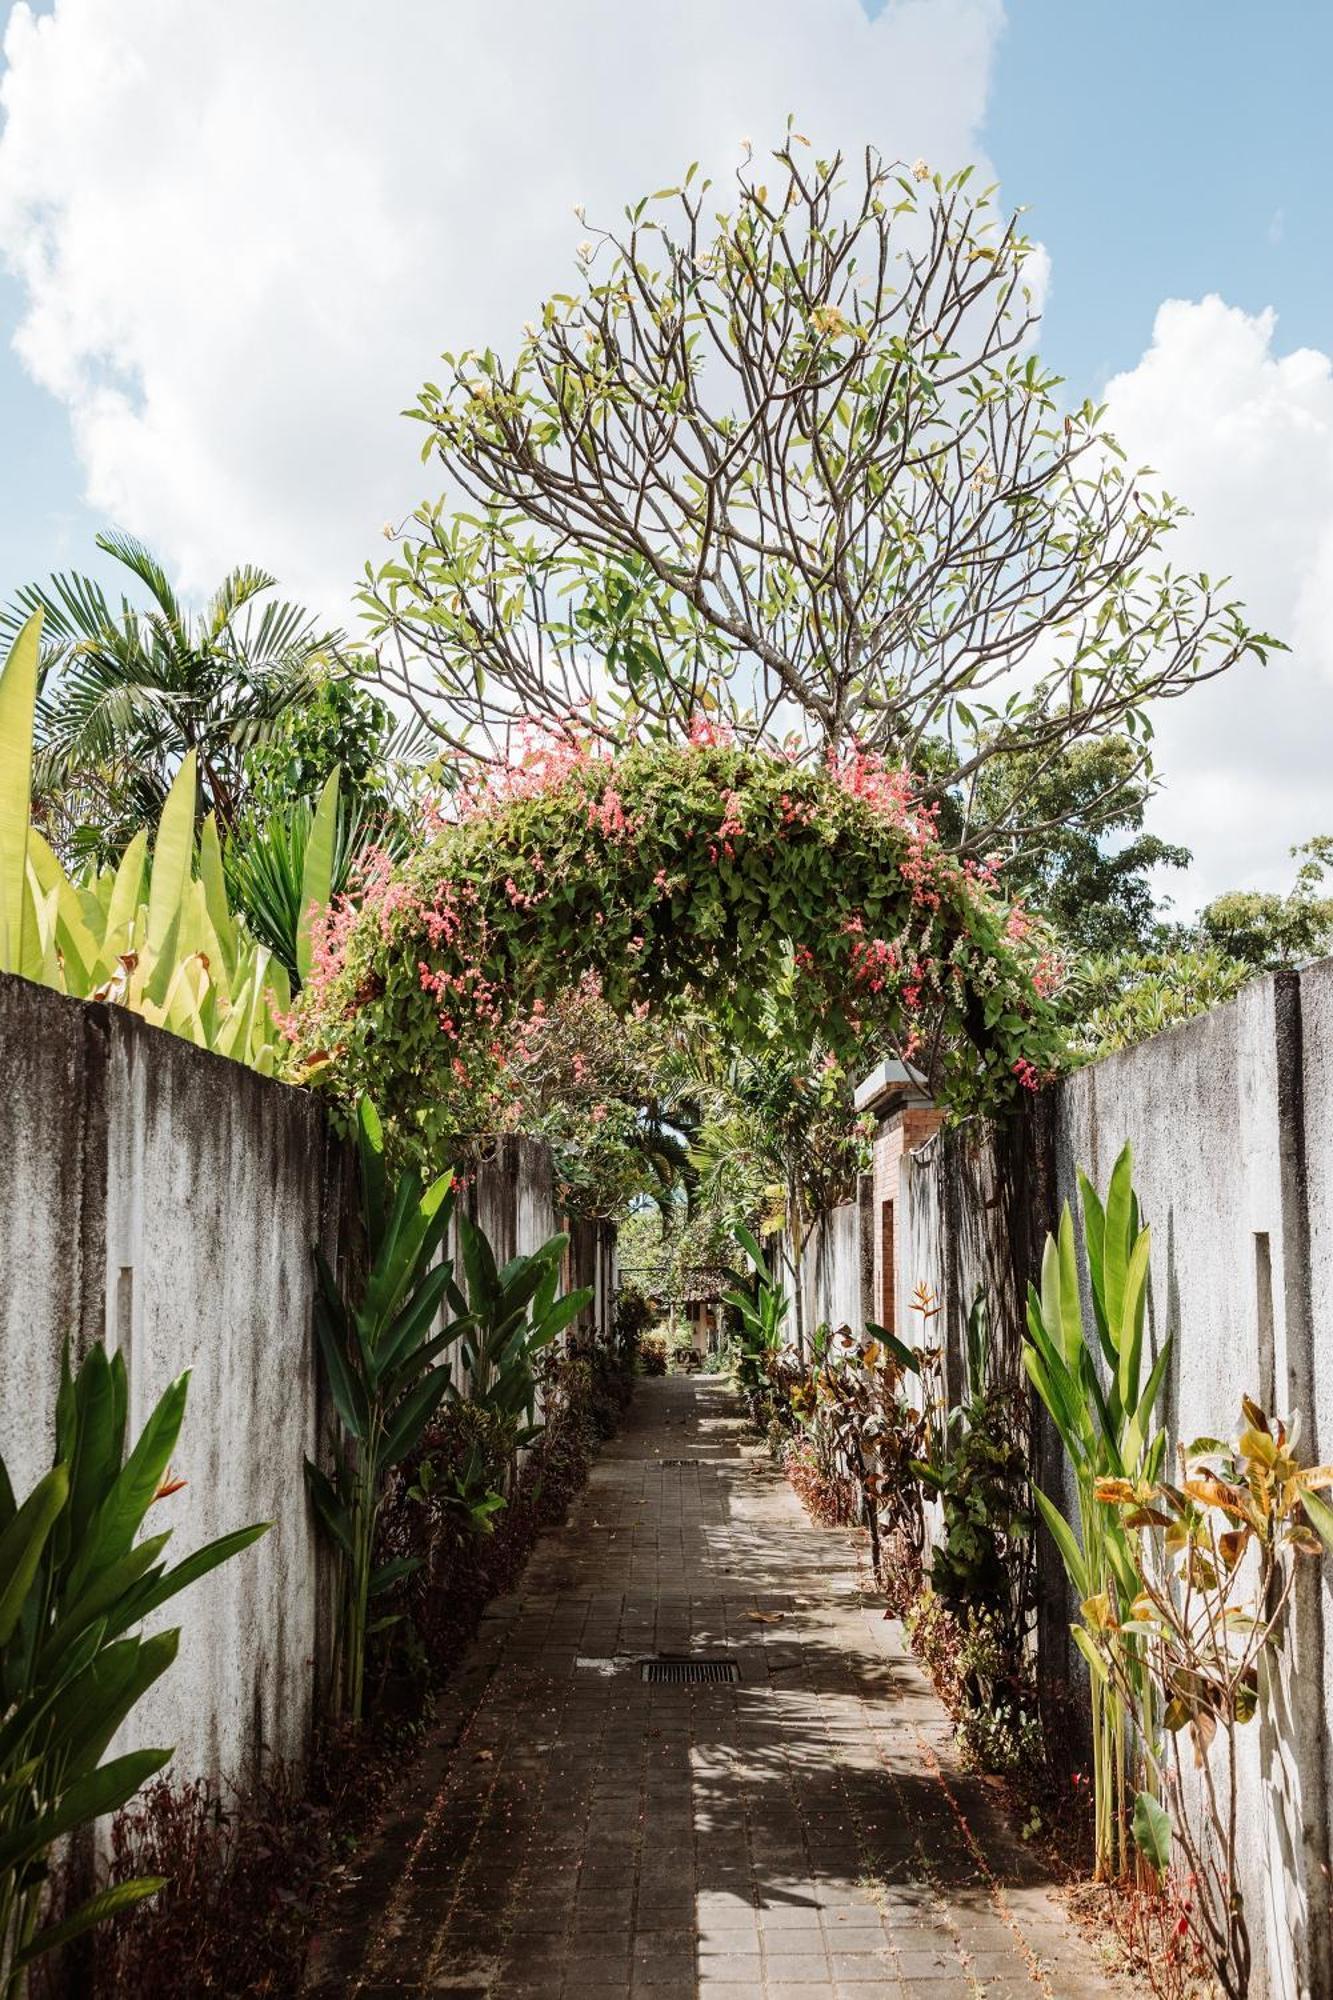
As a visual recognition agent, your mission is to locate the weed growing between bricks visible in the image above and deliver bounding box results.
[84,1348,634,2000]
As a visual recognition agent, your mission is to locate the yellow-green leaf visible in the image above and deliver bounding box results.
[198,812,236,967]
[297,765,340,984]
[0,609,42,973]
[105,830,149,958]
[146,751,197,956]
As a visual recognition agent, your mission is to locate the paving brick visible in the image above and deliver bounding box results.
[310,1377,1134,1998]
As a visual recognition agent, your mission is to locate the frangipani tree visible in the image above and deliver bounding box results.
[365,133,1278,852]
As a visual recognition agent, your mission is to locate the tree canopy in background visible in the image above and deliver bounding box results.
[972,737,1191,958]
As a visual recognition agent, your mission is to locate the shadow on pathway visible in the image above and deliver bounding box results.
[307,1375,1132,1999]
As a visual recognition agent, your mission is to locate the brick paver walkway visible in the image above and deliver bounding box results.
[308,1376,1128,1999]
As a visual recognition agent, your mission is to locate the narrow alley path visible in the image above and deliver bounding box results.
[309,1377,1128,1999]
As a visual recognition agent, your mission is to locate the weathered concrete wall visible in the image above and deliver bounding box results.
[103,1011,345,1781]
[888,966,1333,2000]
[465,1134,556,1270]
[0,977,573,1815]
[0,974,342,1785]
[565,1212,618,1348]
[0,981,106,1492]
[1293,958,1333,1982]
[799,1203,861,1335]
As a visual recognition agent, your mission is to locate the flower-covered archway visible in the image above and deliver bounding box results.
[291,732,1058,1150]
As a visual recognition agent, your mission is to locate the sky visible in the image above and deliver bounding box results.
[0,0,1330,911]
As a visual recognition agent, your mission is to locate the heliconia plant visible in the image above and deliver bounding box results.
[453,1215,591,1444]
[305,1098,593,1723]
[0,1344,269,1995]
[1022,1140,1171,1880]
[0,610,299,1071]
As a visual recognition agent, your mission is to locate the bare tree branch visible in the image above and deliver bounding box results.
[361,134,1282,848]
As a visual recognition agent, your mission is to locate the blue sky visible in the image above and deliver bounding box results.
[1,0,1330,902]
[8,1,1330,597]
[988,0,1333,387]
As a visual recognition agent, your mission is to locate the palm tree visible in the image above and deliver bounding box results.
[2,532,340,864]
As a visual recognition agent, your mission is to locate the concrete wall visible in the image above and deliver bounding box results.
[798,1202,861,1336]
[565,1212,618,1349]
[0,975,343,1785]
[884,965,1333,2000]
[0,976,573,1810]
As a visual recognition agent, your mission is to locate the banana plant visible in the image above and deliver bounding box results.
[454,1218,592,1445]
[0,1345,269,1995]
[304,1099,469,1722]
[0,611,294,1072]
[1023,1140,1171,1880]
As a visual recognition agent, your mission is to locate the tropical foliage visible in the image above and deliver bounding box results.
[290,733,1062,1148]
[223,767,349,988]
[452,1215,591,1446]
[304,1097,463,1721]
[305,1098,590,1720]
[722,1225,790,1397]
[1022,1143,1172,1879]
[0,1346,267,1993]
[1089,1403,1333,1998]
[4,533,336,866]
[1,613,297,1068]
[914,1293,1032,1634]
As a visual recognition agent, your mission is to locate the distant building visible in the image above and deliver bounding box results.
[680,1269,729,1355]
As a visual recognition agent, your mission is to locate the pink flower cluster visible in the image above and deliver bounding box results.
[778,792,817,829]
[842,919,903,996]
[827,745,916,826]
[1031,950,1063,1000]
[587,786,633,841]
[687,714,735,749]
[454,724,607,822]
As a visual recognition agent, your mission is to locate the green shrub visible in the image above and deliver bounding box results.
[0,1346,267,1992]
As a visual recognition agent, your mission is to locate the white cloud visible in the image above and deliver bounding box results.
[1103,295,1333,908]
[0,0,1004,615]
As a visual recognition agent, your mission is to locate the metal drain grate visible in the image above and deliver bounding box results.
[640,1656,740,1685]
[657,1458,699,1467]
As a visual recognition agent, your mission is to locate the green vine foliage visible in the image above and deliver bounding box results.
[290,735,1060,1154]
